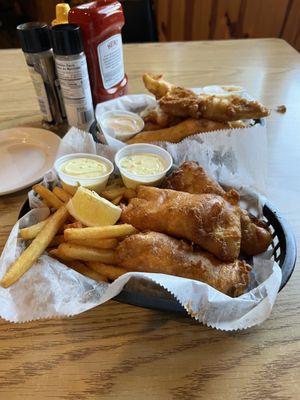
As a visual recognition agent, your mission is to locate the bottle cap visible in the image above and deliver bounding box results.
[17,22,51,53]
[50,24,83,56]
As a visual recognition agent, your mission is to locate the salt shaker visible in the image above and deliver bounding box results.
[17,22,64,126]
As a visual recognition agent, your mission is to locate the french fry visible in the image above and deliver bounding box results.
[48,234,65,248]
[48,247,73,262]
[123,188,136,199]
[47,252,108,282]
[69,260,108,282]
[68,238,118,249]
[58,243,116,263]
[0,206,69,288]
[53,186,72,203]
[106,177,123,189]
[101,186,126,200]
[64,224,137,241]
[87,261,127,281]
[33,184,64,209]
[111,195,123,205]
[19,216,51,240]
[64,221,83,230]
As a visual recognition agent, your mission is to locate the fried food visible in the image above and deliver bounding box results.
[33,184,64,209]
[53,186,72,203]
[58,243,116,263]
[126,118,245,144]
[0,205,69,288]
[19,216,51,240]
[64,224,137,241]
[163,161,225,196]
[68,238,118,249]
[142,73,175,99]
[101,186,126,200]
[87,261,127,281]
[159,91,269,122]
[142,74,269,122]
[163,161,272,256]
[116,232,250,297]
[48,234,65,248]
[141,105,182,128]
[240,211,272,256]
[121,186,241,262]
[68,260,108,282]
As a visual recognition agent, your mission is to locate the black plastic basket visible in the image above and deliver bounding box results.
[18,198,297,315]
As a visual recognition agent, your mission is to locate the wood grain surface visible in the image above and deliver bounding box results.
[154,0,300,52]
[0,39,300,399]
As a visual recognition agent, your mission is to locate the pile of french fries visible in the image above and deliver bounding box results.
[0,178,138,288]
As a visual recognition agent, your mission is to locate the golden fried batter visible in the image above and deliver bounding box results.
[142,73,175,99]
[140,105,182,128]
[163,161,272,256]
[127,118,246,144]
[116,231,250,297]
[163,161,225,196]
[160,91,269,122]
[121,186,241,262]
[142,73,269,122]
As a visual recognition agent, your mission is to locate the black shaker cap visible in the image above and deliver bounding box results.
[50,24,83,56]
[17,22,51,53]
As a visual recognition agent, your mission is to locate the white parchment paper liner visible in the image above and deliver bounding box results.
[0,95,282,330]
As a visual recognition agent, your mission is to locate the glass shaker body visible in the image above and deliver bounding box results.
[23,49,65,125]
[54,52,94,130]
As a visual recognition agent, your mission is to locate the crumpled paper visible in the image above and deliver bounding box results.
[0,94,282,330]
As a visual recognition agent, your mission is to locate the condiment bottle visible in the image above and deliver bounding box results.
[69,0,128,105]
[51,24,94,131]
[17,22,64,126]
[52,3,70,26]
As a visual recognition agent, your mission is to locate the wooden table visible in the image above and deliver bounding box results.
[0,39,299,399]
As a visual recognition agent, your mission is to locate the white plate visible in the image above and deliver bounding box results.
[0,127,60,195]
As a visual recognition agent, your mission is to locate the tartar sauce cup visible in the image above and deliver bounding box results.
[54,153,114,194]
[115,144,173,189]
[99,110,145,142]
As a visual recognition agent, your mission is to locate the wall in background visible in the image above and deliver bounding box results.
[154,0,300,51]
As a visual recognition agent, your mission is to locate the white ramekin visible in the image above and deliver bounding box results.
[99,110,144,142]
[115,144,173,189]
[54,153,114,194]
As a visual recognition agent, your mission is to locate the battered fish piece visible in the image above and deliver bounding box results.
[163,161,272,256]
[142,73,175,99]
[240,211,272,256]
[140,105,182,128]
[142,74,269,122]
[127,118,246,144]
[160,91,270,122]
[121,186,241,262]
[116,232,250,297]
[163,161,225,196]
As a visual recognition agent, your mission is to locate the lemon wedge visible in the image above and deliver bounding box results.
[66,187,121,227]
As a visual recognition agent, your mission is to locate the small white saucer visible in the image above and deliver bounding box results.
[0,127,60,195]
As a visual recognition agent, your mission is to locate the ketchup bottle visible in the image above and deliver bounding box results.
[69,0,128,105]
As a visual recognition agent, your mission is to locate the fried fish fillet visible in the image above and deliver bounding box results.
[142,73,175,99]
[121,186,241,262]
[127,118,246,144]
[163,161,272,256]
[142,74,269,121]
[159,90,269,122]
[140,105,182,128]
[116,231,250,297]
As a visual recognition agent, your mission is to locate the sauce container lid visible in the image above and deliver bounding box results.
[17,22,51,54]
[50,24,83,56]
